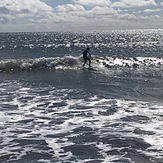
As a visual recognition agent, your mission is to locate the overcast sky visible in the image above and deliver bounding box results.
[0,0,163,32]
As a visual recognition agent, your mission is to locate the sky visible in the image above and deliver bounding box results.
[0,0,163,32]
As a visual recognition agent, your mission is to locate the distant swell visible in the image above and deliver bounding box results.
[0,56,163,72]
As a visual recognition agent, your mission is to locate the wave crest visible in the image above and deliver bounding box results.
[0,56,163,73]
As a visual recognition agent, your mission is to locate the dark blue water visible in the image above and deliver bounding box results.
[0,30,163,163]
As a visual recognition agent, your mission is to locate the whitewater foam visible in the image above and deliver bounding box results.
[0,81,163,162]
[0,56,163,73]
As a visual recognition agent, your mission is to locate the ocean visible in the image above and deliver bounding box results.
[0,30,163,163]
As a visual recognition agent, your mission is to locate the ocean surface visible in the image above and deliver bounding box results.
[0,30,163,163]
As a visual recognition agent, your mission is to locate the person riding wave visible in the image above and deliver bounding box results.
[82,47,91,68]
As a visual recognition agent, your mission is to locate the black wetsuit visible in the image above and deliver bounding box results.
[83,49,91,68]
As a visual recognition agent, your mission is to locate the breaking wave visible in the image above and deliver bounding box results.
[0,56,81,72]
[0,56,163,72]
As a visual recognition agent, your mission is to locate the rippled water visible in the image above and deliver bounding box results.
[0,30,163,59]
[0,30,163,163]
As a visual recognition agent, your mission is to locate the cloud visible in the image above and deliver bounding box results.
[4,0,52,13]
[54,3,118,26]
[112,0,157,8]
[90,6,117,15]
[72,0,111,7]
[0,0,54,24]
[56,4,85,12]
[0,0,162,31]
[144,8,161,12]
[118,13,137,20]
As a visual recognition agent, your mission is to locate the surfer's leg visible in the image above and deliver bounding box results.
[88,58,91,68]
[83,60,87,67]
[83,56,87,67]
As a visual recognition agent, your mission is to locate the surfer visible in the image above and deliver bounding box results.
[82,47,91,68]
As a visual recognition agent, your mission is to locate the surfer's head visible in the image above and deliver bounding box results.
[87,47,90,50]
